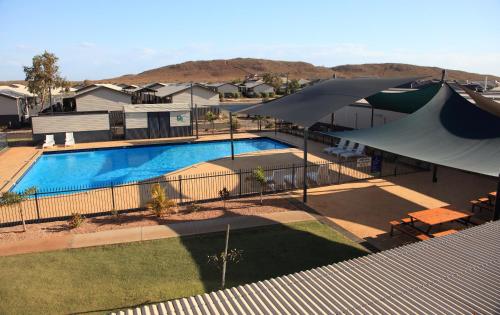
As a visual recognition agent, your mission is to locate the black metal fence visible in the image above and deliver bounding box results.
[0,156,426,227]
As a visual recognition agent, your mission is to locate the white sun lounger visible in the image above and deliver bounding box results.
[323,138,348,154]
[65,132,75,146]
[266,169,289,191]
[340,144,366,159]
[42,134,55,148]
[307,164,328,184]
[330,141,356,157]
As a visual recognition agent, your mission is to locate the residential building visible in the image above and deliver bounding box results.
[241,82,275,96]
[0,90,28,128]
[72,85,132,112]
[154,84,219,106]
[204,82,240,97]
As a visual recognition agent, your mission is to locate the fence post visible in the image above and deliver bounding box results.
[238,169,242,197]
[34,191,41,221]
[111,183,116,212]
[178,175,183,204]
[292,165,296,188]
[394,156,399,177]
[337,162,342,184]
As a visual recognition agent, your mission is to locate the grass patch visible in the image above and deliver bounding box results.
[0,220,368,314]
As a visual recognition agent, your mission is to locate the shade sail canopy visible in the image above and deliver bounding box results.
[366,83,441,113]
[325,84,500,177]
[238,77,422,127]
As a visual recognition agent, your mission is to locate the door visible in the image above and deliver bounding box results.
[158,112,170,138]
[147,112,160,139]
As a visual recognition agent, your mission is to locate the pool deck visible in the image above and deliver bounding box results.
[0,146,41,192]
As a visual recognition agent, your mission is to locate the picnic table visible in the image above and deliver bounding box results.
[488,191,496,204]
[408,207,473,235]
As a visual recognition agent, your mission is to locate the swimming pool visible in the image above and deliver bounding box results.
[12,138,291,193]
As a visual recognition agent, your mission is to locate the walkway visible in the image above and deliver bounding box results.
[0,146,40,192]
[0,210,315,256]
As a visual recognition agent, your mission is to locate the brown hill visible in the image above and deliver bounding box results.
[102,58,335,84]
[102,59,499,85]
[331,63,500,82]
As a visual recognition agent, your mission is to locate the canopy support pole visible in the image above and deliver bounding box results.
[330,113,334,130]
[303,128,308,203]
[432,164,438,183]
[274,118,277,135]
[229,113,234,160]
[195,104,199,139]
[370,106,374,127]
[494,172,500,221]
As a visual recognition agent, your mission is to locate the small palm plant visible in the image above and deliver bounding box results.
[219,187,230,209]
[205,111,217,134]
[252,166,267,205]
[147,183,176,217]
[0,187,36,232]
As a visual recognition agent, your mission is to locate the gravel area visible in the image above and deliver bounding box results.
[0,194,301,243]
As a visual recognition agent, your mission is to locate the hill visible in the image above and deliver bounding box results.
[102,59,499,85]
[102,58,334,84]
[331,63,500,82]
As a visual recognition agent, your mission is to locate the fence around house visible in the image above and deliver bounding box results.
[0,156,427,227]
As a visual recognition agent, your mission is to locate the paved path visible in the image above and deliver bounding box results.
[0,210,315,257]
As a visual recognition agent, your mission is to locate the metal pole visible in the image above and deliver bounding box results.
[274,118,277,135]
[195,103,199,139]
[49,86,53,114]
[493,172,500,221]
[303,128,308,203]
[330,113,334,130]
[371,106,374,128]
[229,113,234,160]
[221,224,230,289]
[432,164,438,183]
[190,83,194,136]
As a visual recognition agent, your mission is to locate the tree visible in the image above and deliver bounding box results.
[23,51,68,111]
[219,187,230,209]
[288,79,301,94]
[147,183,176,217]
[262,73,282,90]
[0,187,36,232]
[205,111,217,134]
[252,115,265,130]
[252,166,267,205]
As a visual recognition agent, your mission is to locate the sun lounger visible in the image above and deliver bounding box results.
[42,134,55,148]
[307,164,328,184]
[323,139,348,154]
[65,132,75,146]
[330,141,356,157]
[265,169,288,191]
[340,144,366,159]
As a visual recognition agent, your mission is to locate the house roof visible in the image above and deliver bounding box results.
[0,89,25,99]
[112,220,500,315]
[243,81,273,89]
[123,103,190,113]
[74,85,131,98]
[155,84,216,98]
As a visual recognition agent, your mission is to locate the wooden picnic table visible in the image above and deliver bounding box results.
[408,207,473,235]
[488,191,497,204]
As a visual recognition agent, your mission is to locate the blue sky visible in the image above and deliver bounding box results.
[1,0,499,80]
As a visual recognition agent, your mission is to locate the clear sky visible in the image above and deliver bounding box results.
[1,0,499,80]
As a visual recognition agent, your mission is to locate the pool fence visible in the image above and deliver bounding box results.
[0,157,428,227]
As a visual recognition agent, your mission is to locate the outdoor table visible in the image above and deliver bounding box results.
[488,191,496,205]
[407,208,473,235]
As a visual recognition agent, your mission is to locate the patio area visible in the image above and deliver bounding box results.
[290,166,497,250]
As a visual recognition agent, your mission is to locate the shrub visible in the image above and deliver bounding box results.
[147,183,176,217]
[231,117,240,130]
[260,92,268,98]
[69,212,85,229]
[265,121,274,129]
[269,92,275,98]
[219,187,230,209]
[233,92,240,99]
[187,202,201,213]
[252,166,267,205]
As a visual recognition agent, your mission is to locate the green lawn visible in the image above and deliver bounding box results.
[0,220,368,314]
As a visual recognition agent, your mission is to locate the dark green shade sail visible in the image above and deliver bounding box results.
[366,83,441,114]
[238,77,422,127]
[326,84,500,177]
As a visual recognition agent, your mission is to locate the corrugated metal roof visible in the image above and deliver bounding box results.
[112,221,500,315]
[0,89,26,99]
[123,103,190,113]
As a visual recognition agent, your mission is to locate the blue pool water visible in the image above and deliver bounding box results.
[12,138,291,193]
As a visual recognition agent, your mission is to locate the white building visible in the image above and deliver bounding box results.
[73,85,132,112]
[0,90,28,128]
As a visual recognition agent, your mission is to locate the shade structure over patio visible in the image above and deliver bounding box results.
[366,83,441,114]
[325,83,500,177]
[238,77,422,127]
[237,77,421,202]
[326,83,500,219]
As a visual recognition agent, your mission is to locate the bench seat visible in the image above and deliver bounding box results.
[390,220,430,241]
